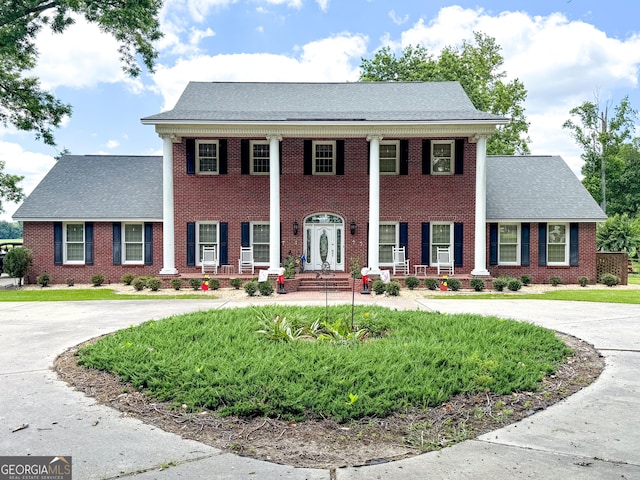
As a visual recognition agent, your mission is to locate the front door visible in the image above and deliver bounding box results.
[304,214,344,271]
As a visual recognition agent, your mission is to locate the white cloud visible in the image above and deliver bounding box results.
[104,140,120,149]
[388,9,409,26]
[315,0,329,12]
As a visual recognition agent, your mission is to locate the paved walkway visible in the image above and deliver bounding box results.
[1,290,639,479]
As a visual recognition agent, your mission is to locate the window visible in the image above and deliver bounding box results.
[313,141,335,175]
[250,141,270,174]
[252,223,270,263]
[197,222,218,264]
[64,223,84,263]
[123,223,144,263]
[196,140,218,174]
[380,141,399,174]
[548,223,568,265]
[431,140,454,175]
[379,223,398,264]
[499,224,520,265]
[430,223,453,264]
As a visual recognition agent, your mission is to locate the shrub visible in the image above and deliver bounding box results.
[90,274,105,287]
[66,278,75,287]
[386,280,401,296]
[520,274,532,286]
[258,280,274,296]
[447,278,461,291]
[493,276,509,292]
[189,278,201,290]
[170,278,183,290]
[132,277,146,291]
[229,278,242,289]
[2,247,32,286]
[600,273,619,287]
[507,278,522,291]
[470,278,485,292]
[349,257,362,279]
[208,278,220,290]
[549,276,562,286]
[283,255,297,279]
[37,273,51,287]
[121,273,135,285]
[244,280,258,296]
[372,279,386,295]
[425,278,439,290]
[578,276,589,287]
[404,276,420,290]
[147,277,162,291]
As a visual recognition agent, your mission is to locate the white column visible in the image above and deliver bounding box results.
[367,135,382,272]
[160,135,178,274]
[268,135,282,272]
[471,136,490,276]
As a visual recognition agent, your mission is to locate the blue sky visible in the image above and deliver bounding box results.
[2,0,640,221]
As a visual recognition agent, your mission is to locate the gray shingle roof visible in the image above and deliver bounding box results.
[13,155,163,221]
[487,155,607,221]
[142,82,506,123]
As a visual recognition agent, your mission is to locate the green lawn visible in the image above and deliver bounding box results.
[0,288,211,301]
[443,287,640,304]
[77,305,571,423]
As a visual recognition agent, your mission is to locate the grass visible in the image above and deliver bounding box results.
[442,287,640,304]
[0,288,210,302]
[77,305,571,423]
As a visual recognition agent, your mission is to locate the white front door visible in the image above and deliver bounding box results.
[304,216,344,271]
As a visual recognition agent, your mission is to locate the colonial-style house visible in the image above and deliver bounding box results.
[13,81,607,285]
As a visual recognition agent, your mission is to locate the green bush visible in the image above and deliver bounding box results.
[2,247,32,286]
[258,280,274,296]
[349,257,362,279]
[425,278,439,290]
[507,278,522,291]
[578,276,589,287]
[208,278,220,290]
[146,277,162,291]
[372,279,386,295]
[229,278,242,289]
[549,276,562,286]
[447,278,461,291]
[600,273,619,287]
[283,255,297,279]
[470,278,485,291]
[121,273,135,285]
[37,273,51,287]
[404,276,420,290]
[66,278,75,287]
[493,276,509,292]
[386,280,401,296]
[520,274,532,286]
[132,277,146,291]
[90,274,105,287]
[189,278,201,290]
[244,280,258,296]
[170,278,183,290]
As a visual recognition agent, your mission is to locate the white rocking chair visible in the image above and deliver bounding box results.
[238,246,255,274]
[392,246,410,275]
[436,246,454,275]
[201,246,218,275]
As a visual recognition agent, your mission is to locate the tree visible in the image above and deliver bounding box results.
[2,246,31,285]
[0,220,23,239]
[563,96,637,214]
[359,33,530,155]
[596,213,640,257]
[0,161,24,212]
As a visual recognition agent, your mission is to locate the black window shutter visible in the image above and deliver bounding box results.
[454,222,463,268]
[219,139,227,174]
[400,140,409,175]
[241,139,250,174]
[112,223,122,265]
[144,223,153,265]
[399,222,408,251]
[421,222,430,265]
[303,140,312,175]
[455,139,464,175]
[336,140,345,175]
[186,139,195,175]
[186,222,196,266]
[570,223,579,266]
[489,223,498,266]
[538,223,547,266]
[54,222,63,265]
[521,223,530,266]
[422,139,431,175]
[85,222,94,265]
[220,222,228,265]
[241,222,250,247]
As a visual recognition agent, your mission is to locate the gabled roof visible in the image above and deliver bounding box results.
[487,155,607,222]
[13,155,163,221]
[141,81,507,124]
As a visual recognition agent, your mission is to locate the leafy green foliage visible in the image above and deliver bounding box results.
[386,280,401,296]
[36,273,51,287]
[132,277,145,291]
[189,278,201,290]
[470,278,485,291]
[2,246,31,284]
[90,274,105,286]
[229,278,242,290]
[147,277,162,291]
[599,273,619,287]
[258,280,274,296]
[447,278,461,291]
[578,276,589,287]
[549,276,563,287]
[121,273,135,285]
[170,278,182,290]
[0,220,22,238]
[507,279,522,292]
[492,276,509,291]
[372,279,386,295]
[520,275,532,286]
[404,276,420,290]
[597,213,640,256]
[244,280,258,296]
[425,278,439,290]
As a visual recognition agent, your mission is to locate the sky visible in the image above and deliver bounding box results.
[2,0,640,221]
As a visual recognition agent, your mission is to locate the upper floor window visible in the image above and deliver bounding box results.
[197,222,218,265]
[123,223,144,263]
[432,140,454,175]
[313,141,335,175]
[251,141,270,175]
[430,222,453,265]
[196,140,219,174]
[548,223,568,265]
[380,141,399,175]
[499,224,520,265]
[64,223,84,264]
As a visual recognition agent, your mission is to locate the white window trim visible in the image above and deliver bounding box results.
[312,140,336,175]
[498,223,520,266]
[196,221,219,266]
[196,139,219,175]
[251,222,270,266]
[122,222,144,265]
[430,222,454,267]
[378,222,399,266]
[63,222,85,265]
[431,140,455,175]
[547,222,569,266]
[380,140,400,175]
[250,140,270,175]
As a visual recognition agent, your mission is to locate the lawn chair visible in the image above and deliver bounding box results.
[392,246,410,275]
[436,246,454,275]
[238,246,254,274]
[201,246,218,275]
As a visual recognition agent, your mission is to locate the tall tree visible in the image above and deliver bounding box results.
[563,96,637,214]
[359,33,530,155]
[0,161,24,213]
